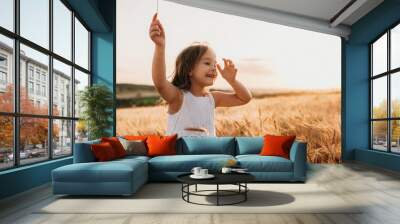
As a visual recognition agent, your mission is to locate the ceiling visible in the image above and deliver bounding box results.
[165,0,384,39]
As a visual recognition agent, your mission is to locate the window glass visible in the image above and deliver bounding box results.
[53,119,72,157]
[0,116,13,170]
[20,0,49,49]
[391,24,400,70]
[0,0,92,168]
[20,117,49,165]
[74,18,89,69]
[372,121,388,151]
[391,72,400,118]
[0,35,14,113]
[372,33,387,76]
[20,44,49,115]
[53,59,72,117]
[75,120,88,143]
[391,120,400,153]
[74,69,89,118]
[0,0,14,31]
[53,0,72,60]
[372,76,387,119]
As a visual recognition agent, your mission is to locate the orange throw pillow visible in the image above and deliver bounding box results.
[91,142,117,161]
[260,134,296,159]
[146,134,178,157]
[101,137,127,158]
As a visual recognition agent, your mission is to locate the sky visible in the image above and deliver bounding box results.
[117,0,342,91]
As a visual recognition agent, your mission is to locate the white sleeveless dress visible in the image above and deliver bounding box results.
[166,90,216,138]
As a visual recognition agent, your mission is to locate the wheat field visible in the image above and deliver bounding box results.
[117,91,341,163]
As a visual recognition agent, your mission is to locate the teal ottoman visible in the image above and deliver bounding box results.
[52,156,148,196]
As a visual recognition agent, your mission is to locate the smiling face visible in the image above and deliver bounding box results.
[190,49,218,87]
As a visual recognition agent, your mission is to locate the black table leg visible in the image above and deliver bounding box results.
[181,183,183,199]
[217,184,219,206]
[187,184,190,202]
[245,183,247,201]
[195,184,197,192]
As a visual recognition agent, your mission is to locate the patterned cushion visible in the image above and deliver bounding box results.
[119,137,147,156]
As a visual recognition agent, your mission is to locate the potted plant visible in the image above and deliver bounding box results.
[79,84,113,140]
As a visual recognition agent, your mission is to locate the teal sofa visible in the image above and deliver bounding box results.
[52,136,307,196]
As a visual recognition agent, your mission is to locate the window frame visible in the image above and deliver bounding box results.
[370,20,400,154]
[0,0,92,171]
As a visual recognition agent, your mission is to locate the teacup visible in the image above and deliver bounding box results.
[199,169,208,176]
[191,167,202,176]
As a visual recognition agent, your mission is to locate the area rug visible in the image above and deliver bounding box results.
[37,183,362,214]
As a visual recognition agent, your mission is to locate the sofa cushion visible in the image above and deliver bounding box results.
[235,137,263,155]
[115,155,150,164]
[148,154,235,172]
[119,138,148,156]
[177,137,236,155]
[73,139,101,163]
[236,155,293,172]
[147,134,178,157]
[52,159,147,183]
[260,134,296,159]
[101,137,127,158]
[91,142,118,161]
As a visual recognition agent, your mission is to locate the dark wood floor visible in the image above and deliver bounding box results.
[1,162,400,224]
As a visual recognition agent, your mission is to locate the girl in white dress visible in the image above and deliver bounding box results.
[149,13,252,137]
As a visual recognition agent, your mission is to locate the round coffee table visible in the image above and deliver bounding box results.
[177,172,255,206]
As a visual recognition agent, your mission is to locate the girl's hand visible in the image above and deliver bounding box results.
[149,13,165,47]
[217,58,238,83]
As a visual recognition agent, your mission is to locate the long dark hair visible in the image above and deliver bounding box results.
[170,43,209,90]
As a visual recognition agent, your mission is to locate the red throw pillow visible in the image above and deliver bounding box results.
[91,142,117,161]
[146,134,178,157]
[101,137,127,158]
[259,134,296,159]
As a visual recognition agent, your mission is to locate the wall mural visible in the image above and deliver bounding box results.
[116,0,341,163]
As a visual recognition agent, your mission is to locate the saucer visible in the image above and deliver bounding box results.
[190,174,215,179]
[232,170,249,174]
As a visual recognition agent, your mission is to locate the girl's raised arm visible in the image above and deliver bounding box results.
[212,59,252,107]
[149,13,181,104]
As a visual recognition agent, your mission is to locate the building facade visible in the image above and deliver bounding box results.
[0,41,78,151]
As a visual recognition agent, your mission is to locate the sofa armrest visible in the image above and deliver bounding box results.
[73,140,100,163]
[289,141,307,182]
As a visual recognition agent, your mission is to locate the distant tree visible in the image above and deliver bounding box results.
[0,85,59,150]
[0,85,15,148]
[372,99,400,141]
[76,119,87,140]
[392,99,400,141]
[372,100,388,138]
